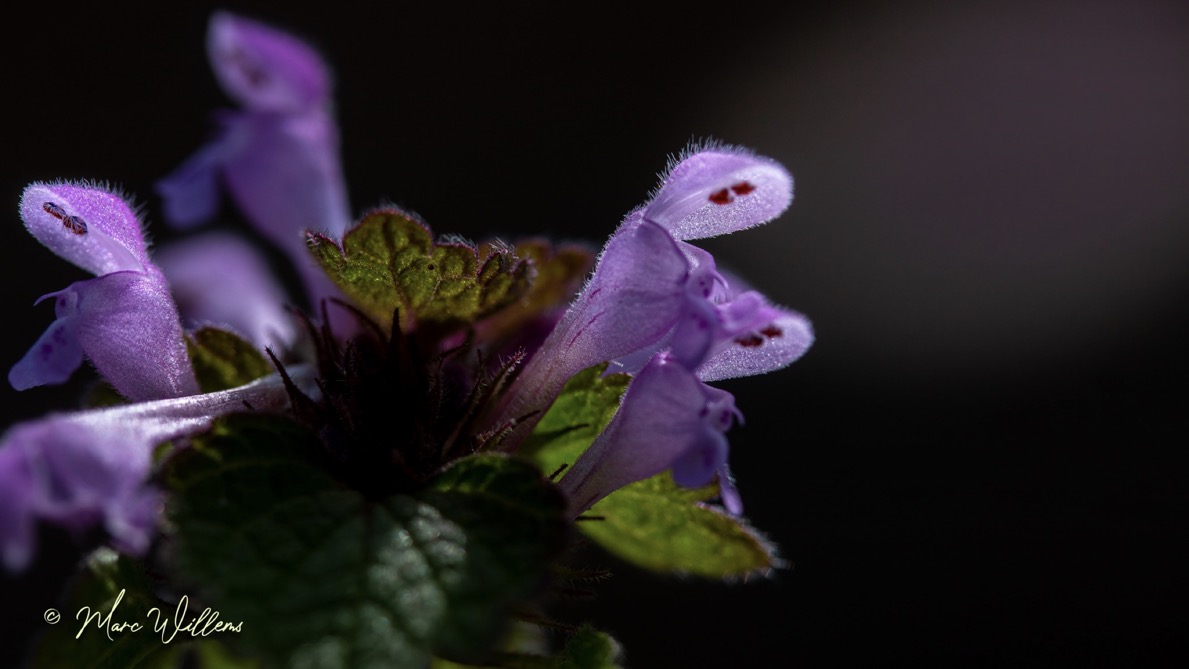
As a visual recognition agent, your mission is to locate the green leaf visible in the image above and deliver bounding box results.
[474,241,593,348]
[28,548,184,669]
[166,415,567,669]
[188,641,262,668]
[83,380,128,408]
[429,624,621,669]
[580,473,778,578]
[554,625,623,669]
[186,327,273,393]
[520,365,630,475]
[308,210,531,333]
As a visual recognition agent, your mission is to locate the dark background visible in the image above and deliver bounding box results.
[3,1,1188,665]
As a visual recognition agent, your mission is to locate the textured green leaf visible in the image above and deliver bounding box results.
[520,365,630,475]
[29,549,183,669]
[186,327,273,393]
[166,415,567,669]
[581,473,778,578]
[474,240,593,348]
[308,210,531,333]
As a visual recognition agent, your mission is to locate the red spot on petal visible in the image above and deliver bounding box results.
[735,334,764,348]
[760,325,783,339]
[708,188,732,205]
[731,181,756,196]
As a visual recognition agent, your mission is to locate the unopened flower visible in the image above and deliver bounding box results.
[9,183,197,401]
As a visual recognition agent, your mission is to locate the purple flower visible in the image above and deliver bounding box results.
[492,146,811,440]
[486,145,814,515]
[558,353,742,516]
[157,12,351,301]
[156,232,297,351]
[0,371,304,571]
[9,183,197,401]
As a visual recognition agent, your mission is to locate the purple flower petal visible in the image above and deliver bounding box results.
[494,219,688,429]
[559,353,739,515]
[8,314,84,391]
[14,182,199,400]
[11,271,198,401]
[19,182,148,275]
[0,369,308,571]
[156,232,297,351]
[221,112,352,247]
[643,147,793,241]
[155,142,225,228]
[0,447,35,571]
[696,303,814,383]
[159,20,351,307]
[207,11,331,114]
[717,465,744,516]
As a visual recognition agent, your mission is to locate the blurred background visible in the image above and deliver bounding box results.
[3,0,1187,664]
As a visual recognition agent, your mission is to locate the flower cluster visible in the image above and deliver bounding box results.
[2,11,813,665]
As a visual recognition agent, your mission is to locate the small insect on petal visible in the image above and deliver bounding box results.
[63,216,88,235]
[42,202,67,220]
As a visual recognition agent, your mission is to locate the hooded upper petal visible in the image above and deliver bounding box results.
[13,183,198,400]
[643,147,793,241]
[207,11,331,114]
[19,182,148,275]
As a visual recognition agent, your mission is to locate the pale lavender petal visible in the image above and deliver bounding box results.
[30,271,198,401]
[207,11,331,113]
[495,220,688,429]
[696,306,814,383]
[20,182,148,275]
[717,466,744,516]
[643,148,793,241]
[0,368,310,571]
[560,354,737,515]
[222,112,351,245]
[156,232,297,351]
[8,313,84,391]
[669,430,729,488]
[0,447,35,571]
[156,141,226,228]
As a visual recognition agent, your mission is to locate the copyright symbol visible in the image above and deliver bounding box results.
[43,609,60,624]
